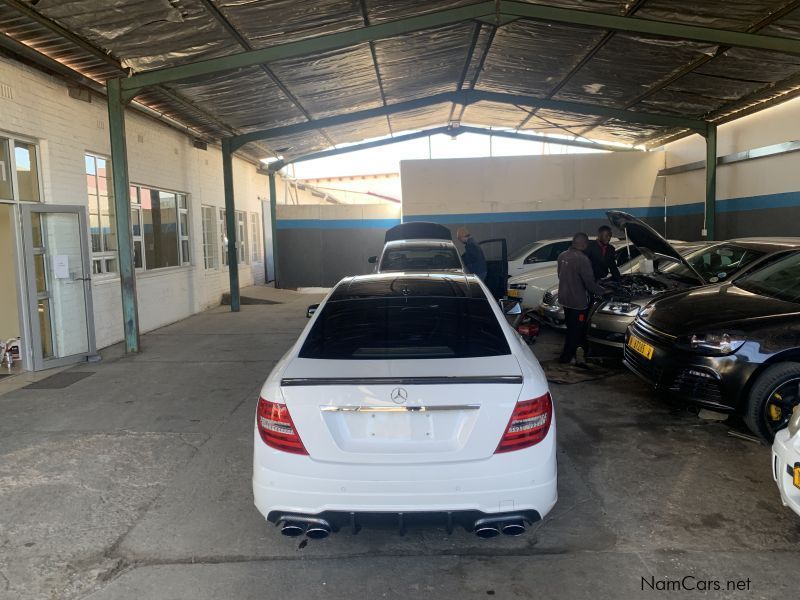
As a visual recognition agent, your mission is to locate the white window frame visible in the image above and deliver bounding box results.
[201,205,219,270]
[249,212,262,263]
[1,133,44,205]
[129,184,190,272]
[85,153,118,277]
[217,208,248,267]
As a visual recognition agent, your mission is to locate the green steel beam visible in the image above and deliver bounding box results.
[704,123,717,241]
[232,90,704,151]
[457,125,636,151]
[272,124,635,170]
[106,79,140,353]
[221,138,241,311]
[268,173,280,288]
[119,2,497,94]
[499,0,800,55]
[275,127,452,170]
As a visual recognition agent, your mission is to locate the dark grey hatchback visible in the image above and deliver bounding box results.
[624,250,800,441]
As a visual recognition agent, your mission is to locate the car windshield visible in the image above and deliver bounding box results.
[380,247,462,271]
[299,297,510,359]
[735,252,800,304]
[509,241,539,261]
[660,244,765,283]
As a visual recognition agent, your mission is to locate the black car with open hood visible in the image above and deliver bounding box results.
[587,211,798,353]
[624,250,800,441]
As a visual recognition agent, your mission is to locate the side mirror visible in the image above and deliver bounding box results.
[368,256,377,264]
[306,304,319,318]
[504,301,522,315]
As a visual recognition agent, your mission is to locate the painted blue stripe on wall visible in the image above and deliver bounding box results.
[277,218,401,230]
[406,206,665,224]
[406,190,800,224]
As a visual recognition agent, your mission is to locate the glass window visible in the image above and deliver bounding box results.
[250,213,262,263]
[202,206,218,269]
[219,208,228,267]
[300,297,510,360]
[736,252,800,304]
[0,138,13,200]
[379,246,462,272]
[85,154,117,274]
[237,211,247,264]
[14,141,40,202]
[178,194,190,265]
[141,189,179,269]
[661,244,765,283]
[525,244,554,264]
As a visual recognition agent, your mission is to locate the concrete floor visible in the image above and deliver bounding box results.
[1,289,799,600]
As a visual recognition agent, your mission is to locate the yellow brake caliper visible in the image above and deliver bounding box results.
[769,392,783,421]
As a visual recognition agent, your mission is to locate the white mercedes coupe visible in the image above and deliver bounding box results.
[253,273,557,539]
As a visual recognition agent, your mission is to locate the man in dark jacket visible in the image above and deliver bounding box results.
[557,233,606,365]
[457,227,487,281]
[585,225,621,281]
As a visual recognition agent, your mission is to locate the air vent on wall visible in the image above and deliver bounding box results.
[0,83,12,100]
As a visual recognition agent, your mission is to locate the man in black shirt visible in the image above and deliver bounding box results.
[585,225,621,281]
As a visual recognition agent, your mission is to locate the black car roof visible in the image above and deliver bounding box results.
[330,273,483,301]
[724,238,800,253]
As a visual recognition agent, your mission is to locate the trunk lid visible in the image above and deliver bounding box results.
[279,355,523,464]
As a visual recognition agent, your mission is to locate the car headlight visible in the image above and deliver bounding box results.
[789,405,800,438]
[688,332,746,355]
[509,283,527,290]
[599,301,641,317]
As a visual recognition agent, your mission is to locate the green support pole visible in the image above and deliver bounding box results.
[222,138,240,311]
[705,123,717,241]
[268,172,280,288]
[106,78,140,353]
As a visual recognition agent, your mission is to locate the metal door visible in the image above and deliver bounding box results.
[21,204,96,370]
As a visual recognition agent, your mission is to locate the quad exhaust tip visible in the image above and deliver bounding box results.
[279,517,333,539]
[473,516,527,537]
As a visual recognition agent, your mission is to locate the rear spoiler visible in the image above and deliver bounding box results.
[281,376,523,386]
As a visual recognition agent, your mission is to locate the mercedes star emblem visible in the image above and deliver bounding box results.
[390,387,408,404]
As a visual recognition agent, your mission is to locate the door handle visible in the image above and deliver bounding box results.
[74,277,92,282]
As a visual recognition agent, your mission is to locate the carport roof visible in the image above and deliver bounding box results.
[2,0,800,162]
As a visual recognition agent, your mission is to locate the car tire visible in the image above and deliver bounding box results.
[744,362,800,442]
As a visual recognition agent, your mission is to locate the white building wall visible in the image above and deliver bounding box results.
[0,56,267,351]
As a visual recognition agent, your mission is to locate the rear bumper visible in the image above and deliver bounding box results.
[772,429,800,517]
[253,430,557,520]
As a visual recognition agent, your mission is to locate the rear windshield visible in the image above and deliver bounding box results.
[379,247,462,272]
[300,297,510,359]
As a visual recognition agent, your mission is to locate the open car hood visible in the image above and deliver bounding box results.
[606,210,704,283]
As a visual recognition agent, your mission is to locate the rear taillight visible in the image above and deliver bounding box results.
[257,397,308,455]
[495,393,552,453]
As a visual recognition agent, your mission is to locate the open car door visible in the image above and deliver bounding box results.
[479,238,508,299]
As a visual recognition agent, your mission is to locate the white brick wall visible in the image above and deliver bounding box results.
[0,56,268,350]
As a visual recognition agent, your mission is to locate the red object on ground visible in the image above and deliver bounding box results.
[517,323,540,338]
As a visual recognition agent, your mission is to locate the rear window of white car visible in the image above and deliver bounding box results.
[380,247,462,271]
[300,297,510,359]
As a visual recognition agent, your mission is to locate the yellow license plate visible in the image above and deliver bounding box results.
[507,289,522,298]
[628,335,654,360]
[794,464,800,490]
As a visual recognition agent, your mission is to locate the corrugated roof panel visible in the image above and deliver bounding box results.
[554,34,718,110]
[461,101,531,128]
[374,23,475,103]
[476,20,607,98]
[388,102,454,133]
[269,44,384,119]
[215,0,363,48]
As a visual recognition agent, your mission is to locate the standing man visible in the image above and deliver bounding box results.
[585,225,621,281]
[557,233,606,365]
[457,227,488,281]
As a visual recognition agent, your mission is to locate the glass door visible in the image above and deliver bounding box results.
[21,205,95,370]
